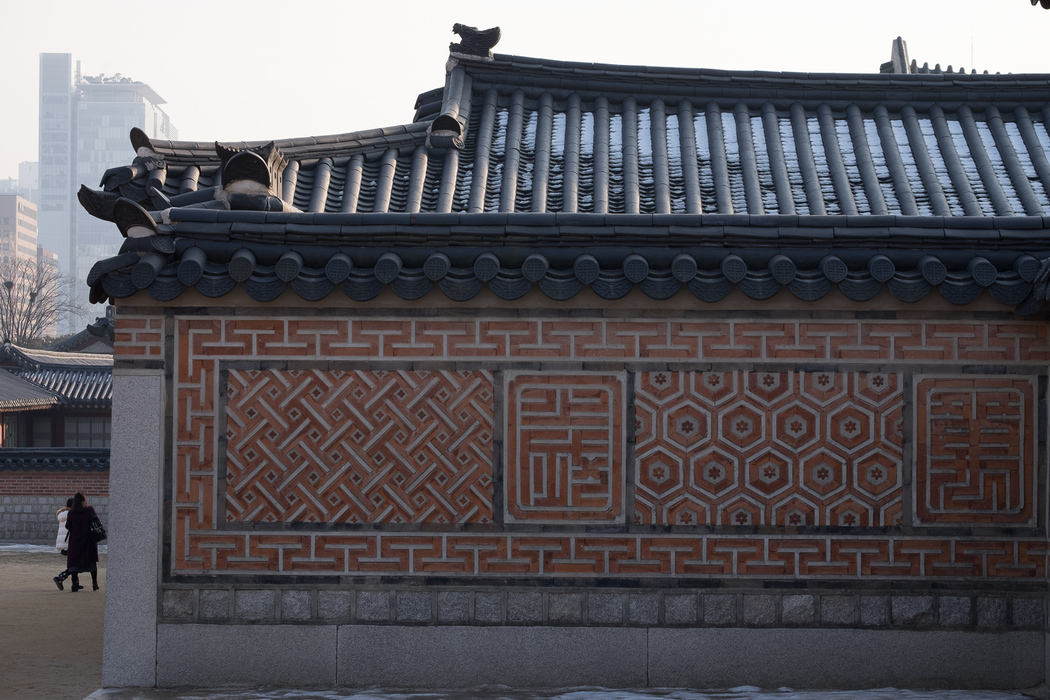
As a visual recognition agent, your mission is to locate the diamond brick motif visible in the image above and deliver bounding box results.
[225,369,495,523]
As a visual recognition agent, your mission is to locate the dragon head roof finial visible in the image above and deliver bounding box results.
[450,24,501,58]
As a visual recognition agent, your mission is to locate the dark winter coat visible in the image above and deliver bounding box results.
[65,506,99,572]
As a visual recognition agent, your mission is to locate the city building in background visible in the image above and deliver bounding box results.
[0,195,42,265]
[0,194,59,338]
[37,53,176,331]
[17,162,38,204]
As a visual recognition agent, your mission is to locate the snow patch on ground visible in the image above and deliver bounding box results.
[83,687,1036,700]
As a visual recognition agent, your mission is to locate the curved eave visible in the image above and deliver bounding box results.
[89,213,1049,314]
[0,397,59,411]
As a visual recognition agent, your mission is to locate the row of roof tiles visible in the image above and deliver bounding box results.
[0,344,112,408]
[0,448,110,472]
[113,99,1050,220]
[96,238,1043,313]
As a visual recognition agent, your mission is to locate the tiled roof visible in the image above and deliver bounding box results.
[14,367,111,407]
[76,31,1050,313]
[0,344,112,368]
[0,371,59,411]
[46,314,115,353]
[0,344,112,407]
[0,448,109,472]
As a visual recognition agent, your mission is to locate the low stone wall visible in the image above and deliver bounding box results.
[159,583,1045,629]
[0,472,109,543]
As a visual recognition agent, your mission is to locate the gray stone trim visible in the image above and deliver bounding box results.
[154,623,1042,689]
[102,372,164,688]
[158,585,1046,631]
[648,628,1042,689]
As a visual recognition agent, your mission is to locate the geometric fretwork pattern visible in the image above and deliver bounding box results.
[163,316,1048,578]
[915,376,1036,526]
[225,369,494,523]
[635,371,905,527]
[505,372,625,523]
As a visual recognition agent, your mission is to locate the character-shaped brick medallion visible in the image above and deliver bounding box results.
[505,372,626,523]
[915,376,1036,525]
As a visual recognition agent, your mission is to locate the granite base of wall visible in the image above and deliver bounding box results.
[159,585,1046,631]
[155,623,1043,689]
[0,495,109,543]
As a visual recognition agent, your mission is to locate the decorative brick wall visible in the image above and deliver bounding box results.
[118,313,1046,586]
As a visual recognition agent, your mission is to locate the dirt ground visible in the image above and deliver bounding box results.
[0,548,106,700]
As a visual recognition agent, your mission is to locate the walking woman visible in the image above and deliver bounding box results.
[53,497,73,590]
[64,492,100,592]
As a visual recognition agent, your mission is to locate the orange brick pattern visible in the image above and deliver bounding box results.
[165,315,1047,579]
[172,318,1050,364]
[635,371,904,527]
[225,369,494,523]
[0,472,108,498]
[175,530,1048,579]
[915,377,1036,525]
[114,316,164,358]
[505,372,625,523]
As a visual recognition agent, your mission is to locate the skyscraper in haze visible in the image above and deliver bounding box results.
[37,53,177,331]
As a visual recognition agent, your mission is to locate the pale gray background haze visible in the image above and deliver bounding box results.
[1,0,1048,180]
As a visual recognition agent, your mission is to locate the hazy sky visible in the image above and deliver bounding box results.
[1,0,1049,181]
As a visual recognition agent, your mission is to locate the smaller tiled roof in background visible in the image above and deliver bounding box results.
[0,371,58,411]
[0,343,112,408]
[47,312,115,354]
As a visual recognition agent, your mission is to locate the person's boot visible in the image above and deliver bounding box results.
[91,573,99,591]
[53,576,63,591]
[71,575,81,592]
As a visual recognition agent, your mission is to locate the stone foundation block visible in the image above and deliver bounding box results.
[338,625,647,687]
[356,591,390,622]
[548,593,582,623]
[703,594,735,625]
[158,624,337,687]
[665,593,698,623]
[648,628,1042,689]
[743,594,777,624]
[235,590,275,621]
[437,592,470,622]
[317,590,351,621]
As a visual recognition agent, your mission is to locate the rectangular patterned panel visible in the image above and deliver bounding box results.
[634,371,904,527]
[169,316,1046,578]
[505,372,625,523]
[225,370,495,523]
[915,376,1036,525]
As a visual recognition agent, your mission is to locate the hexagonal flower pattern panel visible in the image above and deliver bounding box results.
[635,371,904,527]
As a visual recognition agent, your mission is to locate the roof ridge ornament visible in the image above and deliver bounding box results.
[449,24,500,58]
[215,141,291,211]
[111,198,159,239]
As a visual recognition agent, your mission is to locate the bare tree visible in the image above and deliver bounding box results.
[0,258,82,346]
